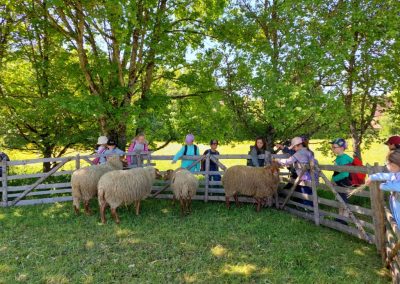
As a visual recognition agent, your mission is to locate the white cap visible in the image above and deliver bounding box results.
[97,136,108,145]
[289,137,303,149]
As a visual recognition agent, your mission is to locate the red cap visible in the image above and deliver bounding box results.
[386,136,400,145]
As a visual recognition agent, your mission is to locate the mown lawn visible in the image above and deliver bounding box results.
[0,200,390,283]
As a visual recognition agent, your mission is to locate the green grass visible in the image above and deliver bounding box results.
[0,200,390,283]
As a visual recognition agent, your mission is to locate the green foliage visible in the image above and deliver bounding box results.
[0,200,389,283]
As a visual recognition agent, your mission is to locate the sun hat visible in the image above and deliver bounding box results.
[97,136,108,145]
[289,137,303,149]
[185,134,195,143]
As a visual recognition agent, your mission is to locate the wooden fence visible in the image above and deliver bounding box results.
[0,151,398,282]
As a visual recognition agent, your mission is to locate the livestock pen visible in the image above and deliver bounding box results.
[0,152,397,282]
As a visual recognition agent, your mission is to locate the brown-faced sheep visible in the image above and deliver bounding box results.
[164,168,198,216]
[71,155,123,214]
[98,167,160,224]
[222,161,280,212]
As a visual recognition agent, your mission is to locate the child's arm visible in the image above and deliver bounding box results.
[279,154,297,166]
[380,181,400,192]
[369,172,393,182]
[172,146,185,163]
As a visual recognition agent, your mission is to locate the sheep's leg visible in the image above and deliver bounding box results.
[111,208,120,224]
[275,191,279,209]
[179,198,185,216]
[255,198,261,212]
[84,200,92,215]
[100,202,107,224]
[73,205,80,215]
[188,196,192,213]
[135,200,141,216]
[234,193,240,208]
[225,196,230,209]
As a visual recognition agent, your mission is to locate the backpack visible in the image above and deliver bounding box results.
[184,145,198,156]
[346,156,366,186]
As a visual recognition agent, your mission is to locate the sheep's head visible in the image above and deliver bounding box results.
[107,155,124,170]
[264,160,280,176]
[162,169,174,181]
[154,168,162,180]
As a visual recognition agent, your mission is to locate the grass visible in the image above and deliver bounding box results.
[0,200,390,283]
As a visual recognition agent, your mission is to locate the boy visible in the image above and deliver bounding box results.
[201,139,221,186]
[330,138,353,223]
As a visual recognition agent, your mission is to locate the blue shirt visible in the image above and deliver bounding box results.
[173,145,200,172]
[370,172,400,226]
[104,147,125,158]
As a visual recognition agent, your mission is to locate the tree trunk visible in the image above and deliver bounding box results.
[42,146,53,172]
[350,123,362,160]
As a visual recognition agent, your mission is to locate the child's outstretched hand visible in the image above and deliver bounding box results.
[365,177,372,186]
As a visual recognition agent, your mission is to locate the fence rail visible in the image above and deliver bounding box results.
[0,151,396,282]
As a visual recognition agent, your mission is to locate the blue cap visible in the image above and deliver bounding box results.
[330,138,347,149]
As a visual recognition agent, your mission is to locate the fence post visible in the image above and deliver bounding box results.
[310,160,320,226]
[137,154,142,167]
[204,153,210,203]
[76,154,80,170]
[264,151,271,166]
[369,162,386,263]
[1,160,8,207]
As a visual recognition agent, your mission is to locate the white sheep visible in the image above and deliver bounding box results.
[71,155,123,214]
[165,168,198,216]
[222,161,280,212]
[98,166,160,224]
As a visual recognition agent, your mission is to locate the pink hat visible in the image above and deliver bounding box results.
[185,134,195,143]
[289,137,303,150]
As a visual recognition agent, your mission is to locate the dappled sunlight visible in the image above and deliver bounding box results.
[42,203,67,217]
[15,273,29,282]
[115,228,133,238]
[259,267,273,275]
[125,238,141,245]
[222,263,257,276]
[43,274,70,284]
[211,245,227,257]
[82,275,94,284]
[0,213,5,220]
[85,240,95,250]
[182,273,197,283]
[353,248,366,256]
[0,263,13,273]
[344,267,360,277]
[161,208,170,214]
[375,267,390,278]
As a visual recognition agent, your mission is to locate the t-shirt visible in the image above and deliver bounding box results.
[332,153,353,182]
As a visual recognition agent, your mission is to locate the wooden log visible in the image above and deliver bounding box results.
[280,167,306,209]
[385,207,400,237]
[151,184,171,198]
[6,170,73,181]
[10,158,72,206]
[315,166,373,243]
[318,209,374,230]
[310,160,320,226]
[1,160,8,207]
[318,183,370,198]
[318,164,385,174]
[204,153,210,202]
[7,196,72,206]
[317,196,373,216]
[186,155,205,171]
[8,188,72,198]
[209,155,227,171]
[7,182,71,192]
[369,162,387,262]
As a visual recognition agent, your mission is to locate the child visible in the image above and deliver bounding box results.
[248,137,267,167]
[201,139,221,185]
[93,136,108,165]
[386,136,400,150]
[366,150,400,226]
[279,137,316,207]
[330,138,353,223]
[103,139,125,158]
[172,134,200,172]
[0,150,10,178]
[127,133,149,167]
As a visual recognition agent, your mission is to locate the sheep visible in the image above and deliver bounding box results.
[222,161,280,212]
[98,166,160,224]
[71,155,123,215]
[164,168,198,216]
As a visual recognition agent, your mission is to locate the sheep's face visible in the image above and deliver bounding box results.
[154,168,162,180]
[162,169,174,180]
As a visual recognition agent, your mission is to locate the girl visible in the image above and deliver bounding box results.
[127,133,149,167]
[366,150,400,225]
[248,137,267,167]
[93,136,108,165]
[172,134,200,172]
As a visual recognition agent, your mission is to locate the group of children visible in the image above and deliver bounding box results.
[94,132,400,226]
